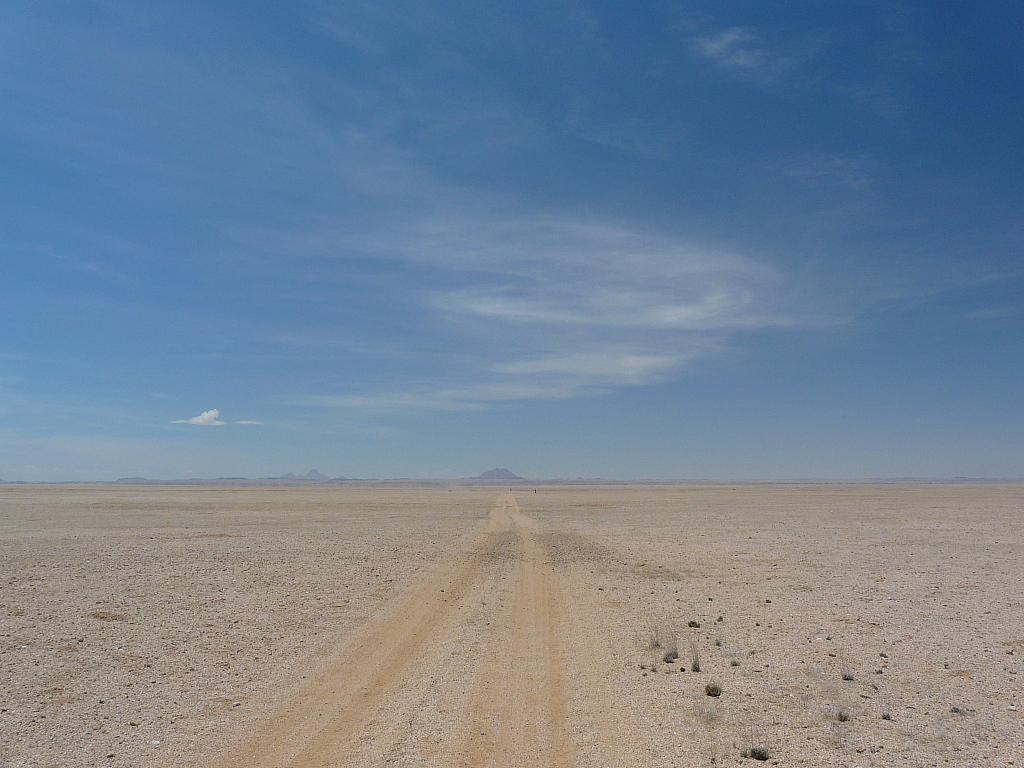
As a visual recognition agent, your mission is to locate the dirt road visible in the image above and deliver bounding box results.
[213,493,635,767]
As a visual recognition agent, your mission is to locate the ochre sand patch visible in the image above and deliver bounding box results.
[2,483,1022,766]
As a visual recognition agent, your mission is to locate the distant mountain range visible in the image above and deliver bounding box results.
[266,469,330,481]
[110,469,344,485]
[106,468,527,484]
[475,468,524,480]
[2,473,1022,486]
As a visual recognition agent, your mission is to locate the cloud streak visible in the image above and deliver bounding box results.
[692,28,771,74]
[301,216,790,411]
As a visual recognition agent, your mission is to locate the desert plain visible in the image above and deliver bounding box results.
[1,483,1022,767]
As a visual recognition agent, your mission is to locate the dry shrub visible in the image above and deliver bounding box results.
[690,639,702,673]
[644,619,679,663]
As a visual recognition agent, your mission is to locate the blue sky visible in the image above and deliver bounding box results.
[1,1,1022,480]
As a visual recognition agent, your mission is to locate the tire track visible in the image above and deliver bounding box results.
[455,493,574,768]
[213,496,513,768]
[213,493,640,768]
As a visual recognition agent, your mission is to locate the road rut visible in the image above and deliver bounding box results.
[213,493,635,767]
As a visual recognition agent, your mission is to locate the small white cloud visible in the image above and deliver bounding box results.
[235,420,264,425]
[172,409,226,426]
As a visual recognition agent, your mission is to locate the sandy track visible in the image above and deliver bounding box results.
[458,495,573,767]
[214,493,623,768]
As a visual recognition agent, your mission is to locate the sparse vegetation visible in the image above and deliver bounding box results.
[741,745,770,761]
[841,666,854,681]
[689,639,701,673]
[881,710,892,721]
[644,620,678,664]
[830,706,850,722]
[705,681,722,697]
[730,657,740,667]
[697,698,721,722]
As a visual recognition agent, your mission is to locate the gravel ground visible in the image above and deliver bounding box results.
[1,483,1021,767]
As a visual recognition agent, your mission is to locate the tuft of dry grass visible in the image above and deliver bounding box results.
[829,705,850,722]
[705,681,722,697]
[841,666,854,681]
[697,698,721,722]
[643,619,678,665]
[689,639,702,673]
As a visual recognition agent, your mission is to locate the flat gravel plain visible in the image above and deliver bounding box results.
[1,483,1021,767]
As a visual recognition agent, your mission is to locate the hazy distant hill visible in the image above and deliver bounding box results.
[475,468,523,480]
[266,469,331,481]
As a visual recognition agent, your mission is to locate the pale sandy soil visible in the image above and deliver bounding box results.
[1,483,1022,767]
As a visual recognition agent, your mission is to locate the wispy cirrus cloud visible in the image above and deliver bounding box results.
[782,151,878,190]
[307,382,585,412]
[299,215,793,412]
[689,25,831,86]
[494,351,685,381]
[692,27,771,74]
